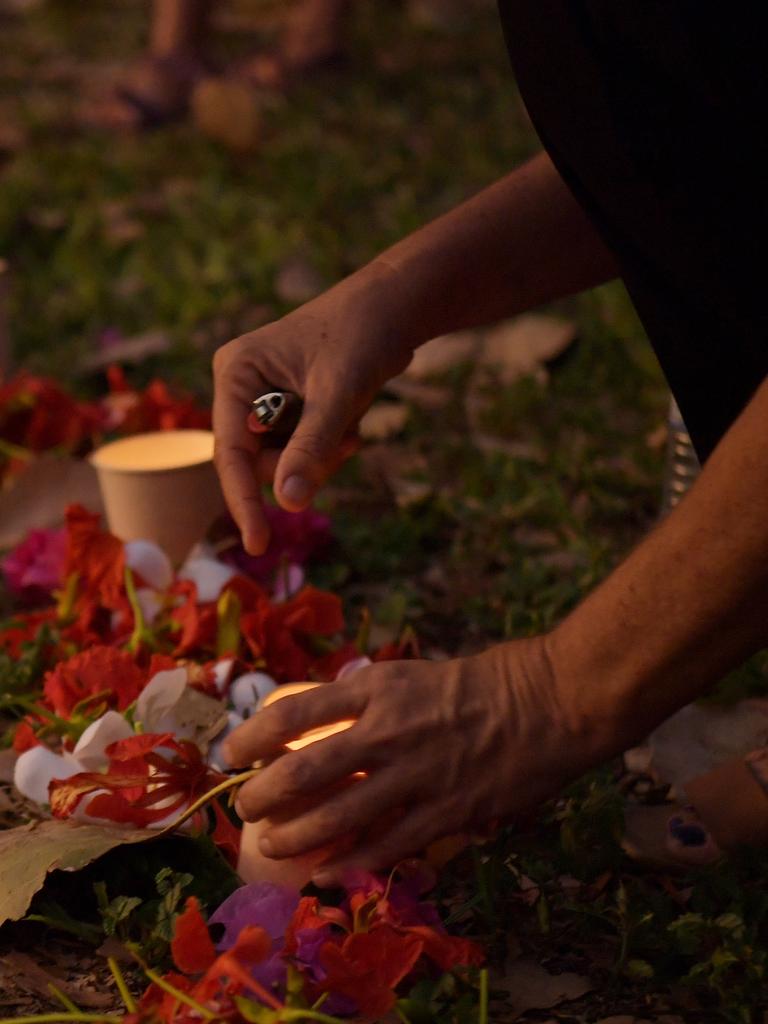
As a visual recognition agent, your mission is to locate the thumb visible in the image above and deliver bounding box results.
[274,394,352,510]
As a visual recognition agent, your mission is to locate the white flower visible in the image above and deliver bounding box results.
[134,668,189,735]
[73,710,134,770]
[178,557,236,603]
[273,563,305,602]
[124,540,173,591]
[14,747,80,806]
[207,710,245,771]
[230,672,277,716]
[212,658,235,696]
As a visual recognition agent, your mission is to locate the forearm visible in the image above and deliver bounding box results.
[549,375,768,756]
[360,151,618,348]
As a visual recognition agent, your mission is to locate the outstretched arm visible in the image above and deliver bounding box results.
[213,151,617,553]
[224,375,768,881]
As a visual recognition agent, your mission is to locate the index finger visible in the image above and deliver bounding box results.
[212,375,270,555]
[223,681,370,768]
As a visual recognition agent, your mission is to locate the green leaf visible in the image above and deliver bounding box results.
[625,959,655,980]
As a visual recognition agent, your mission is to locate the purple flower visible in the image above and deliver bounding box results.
[343,865,443,929]
[222,506,332,582]
[2,528,67,602]
[209,882,301,994]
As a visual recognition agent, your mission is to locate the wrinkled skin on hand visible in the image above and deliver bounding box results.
[212,271,412,554]
[224,636,592,885]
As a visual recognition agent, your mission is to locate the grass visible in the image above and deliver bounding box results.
[3,0,768,1019]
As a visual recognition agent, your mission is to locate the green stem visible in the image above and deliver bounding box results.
[124,567,155,653]
[46,988,79,1015]
[152,767,261,838]
[279,1010,348,1024]
[143,968,215,1021]
[107,957,137,1015]
[0,438,33,461]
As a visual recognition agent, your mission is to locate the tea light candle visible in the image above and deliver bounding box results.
[90,430,223,565]
[237,682,356,887]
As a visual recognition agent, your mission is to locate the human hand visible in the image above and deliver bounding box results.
[223,636,599,884]
[212,267,413,554]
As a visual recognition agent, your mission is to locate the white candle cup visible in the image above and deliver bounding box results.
[238,683,356,888]
[90,430,224,566]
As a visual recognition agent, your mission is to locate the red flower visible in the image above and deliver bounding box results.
[319,925,423,1019]
[48,732,223,827]
[0,373,103,454]
[0,609,57,657]
[211,801,242,868]
[12,720,40,752]
[64,505,125,608]
[170,581,219,657]
[241,586,345,682]
[171,897,217,974]
[42,645,146,717]
[103,367,210,435]
[139,900,278,1022]
[405,925,485,971]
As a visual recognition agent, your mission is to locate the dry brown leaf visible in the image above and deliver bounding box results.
[496,959,593,1017]
[191,78,262,151]
[0,456,103,550]
[625,699,768,796]
[405,330,479,379]
[0,953,113,1009]
[359,402,409,442]
[0,819,156,926]
[476,314,577,386]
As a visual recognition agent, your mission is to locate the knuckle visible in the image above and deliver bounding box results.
[281,755,314,794]
[315,806,345,837]
[289,430,335,461]
[212,338,240,375]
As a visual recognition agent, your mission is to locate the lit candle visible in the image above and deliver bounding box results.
[238,682,357,888]
[90,430,223,565]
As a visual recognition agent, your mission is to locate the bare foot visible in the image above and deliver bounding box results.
[80,53,209,131]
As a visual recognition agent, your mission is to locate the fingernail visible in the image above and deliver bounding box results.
[234,798,246,819]
[259,835,275,856]
[221,741,233,766]
[282,475,312,505]
[311,870,334,888]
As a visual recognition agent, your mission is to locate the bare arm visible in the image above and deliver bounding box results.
[367,150,617,345]
[550,374,768,757]
[213,151,616,552]
[225,373,768,880]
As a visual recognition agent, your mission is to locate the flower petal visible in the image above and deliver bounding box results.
[230,672,277,715]
[73,711,134,770]
[124,539,173,591]
[207,711,244,770]
[14,746,80,806]
[211,658,235,696]
[273,563,305,602]
[178,557,236,604]
[134,668,188,732]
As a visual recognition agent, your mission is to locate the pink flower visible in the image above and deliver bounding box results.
[222,506,332,583]
[2,528,67,602]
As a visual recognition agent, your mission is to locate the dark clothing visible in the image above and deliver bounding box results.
[497,1,768,460]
